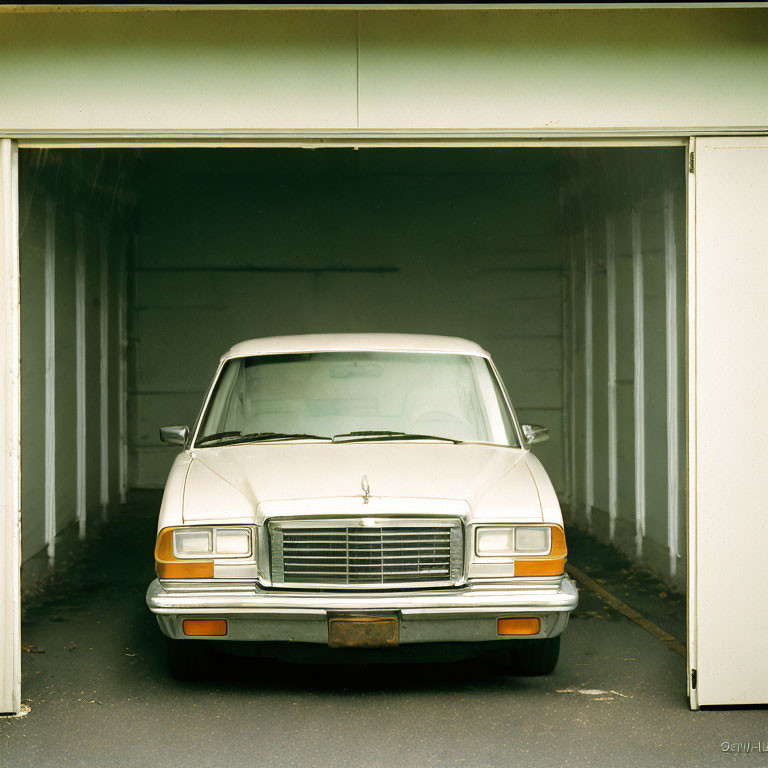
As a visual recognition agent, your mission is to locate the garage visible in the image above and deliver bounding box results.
[1,4,767,729]
[16,145,686,565]
[17,145,686,642]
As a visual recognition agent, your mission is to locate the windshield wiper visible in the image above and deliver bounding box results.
[196,431,331,446]
[224,432,331,445]
[332,430,462,444]
[195,431,242,445]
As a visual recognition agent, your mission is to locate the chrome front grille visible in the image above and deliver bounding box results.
[269,518,464,589]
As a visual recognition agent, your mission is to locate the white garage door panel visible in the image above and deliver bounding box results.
[0,139,20,715]
[691,137,768,707]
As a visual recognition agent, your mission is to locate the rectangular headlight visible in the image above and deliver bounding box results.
[475,525,552,556]
[174,528,213,557]
[171,526,252,559]
[514,527,550,553]
[475,527,516,555]
[215,528,251,555]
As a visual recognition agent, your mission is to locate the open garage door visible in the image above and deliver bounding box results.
[688,137,768,708]
[3,142,690,714]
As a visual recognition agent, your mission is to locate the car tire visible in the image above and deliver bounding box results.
[165,637,211,681]
[505,636,560,676]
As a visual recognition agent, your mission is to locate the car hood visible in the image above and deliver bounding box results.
[182,442,544,523]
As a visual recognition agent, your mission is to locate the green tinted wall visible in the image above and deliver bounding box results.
[131,149,566,490]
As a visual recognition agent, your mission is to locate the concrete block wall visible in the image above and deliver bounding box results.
[130,149,566,491]
[19,149,137,565]
[562,148,687,589]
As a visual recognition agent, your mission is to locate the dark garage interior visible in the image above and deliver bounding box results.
[18,146,686,586]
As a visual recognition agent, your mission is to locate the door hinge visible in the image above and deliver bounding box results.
[689,151,695,174]
[691,668,698,690]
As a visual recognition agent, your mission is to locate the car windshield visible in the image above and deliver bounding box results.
[195,351,519,447]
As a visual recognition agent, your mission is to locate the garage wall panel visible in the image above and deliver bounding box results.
[489,337,561,375]
[19,150,137,565]
[567,231,586,518]
[615,210,639,551]
[107,229,127,504]
[359,9,768,131]
[0,12,358,131]
[84,220,105,517]
[472,293,562,340]
[564,148,686,588]
[641,201,670,562]
[506,370,561,412]
[614,384,637,552]
[591,252,609,528]
[53,205,78,535]
[19,188,46,562]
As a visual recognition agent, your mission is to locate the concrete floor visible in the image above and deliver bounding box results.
[2,493,765,768]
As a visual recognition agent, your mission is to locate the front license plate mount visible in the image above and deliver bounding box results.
[328,615,400,648]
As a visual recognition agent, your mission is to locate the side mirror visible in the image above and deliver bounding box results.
[521,424,549,445]
[160,425,189,446]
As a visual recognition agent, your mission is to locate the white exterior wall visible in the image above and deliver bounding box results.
[0,9,764,135]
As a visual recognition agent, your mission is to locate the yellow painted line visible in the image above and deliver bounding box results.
[567,563,686,658]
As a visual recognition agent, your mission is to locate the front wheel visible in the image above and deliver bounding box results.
[165,637,212,681]
[505,636,560,676]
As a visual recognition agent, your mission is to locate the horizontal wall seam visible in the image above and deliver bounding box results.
[132,265,400,274]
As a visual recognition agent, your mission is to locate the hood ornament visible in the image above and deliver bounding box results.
[361,475,371,504]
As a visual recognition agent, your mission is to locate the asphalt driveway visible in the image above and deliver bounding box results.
[2,493,765,768]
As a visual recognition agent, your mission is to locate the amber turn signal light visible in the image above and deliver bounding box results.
[157,561,214,578]
[155,528,214,579]
[498,617,541,636]
[183,619,227,636]
[514,557,566,577]
[513,525,567,576]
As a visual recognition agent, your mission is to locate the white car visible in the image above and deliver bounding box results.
[147,334,578,679]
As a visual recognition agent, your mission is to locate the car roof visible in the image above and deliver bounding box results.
[222,334,490,360]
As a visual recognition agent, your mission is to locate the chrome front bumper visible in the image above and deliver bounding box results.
[147,576,578,644]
